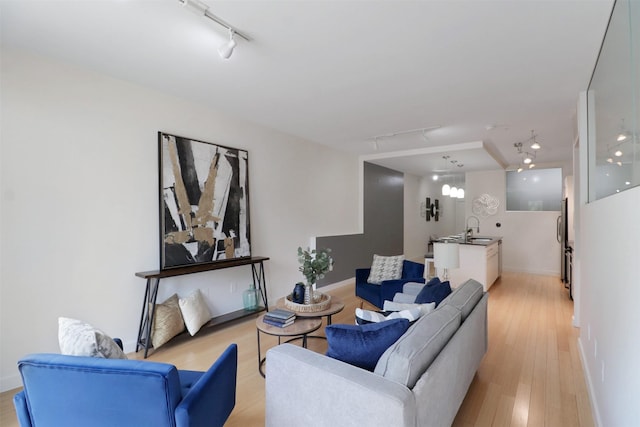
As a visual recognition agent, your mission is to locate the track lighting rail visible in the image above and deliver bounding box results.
[179,0,251,41]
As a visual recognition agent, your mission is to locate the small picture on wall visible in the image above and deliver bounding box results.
[158,132,250,269]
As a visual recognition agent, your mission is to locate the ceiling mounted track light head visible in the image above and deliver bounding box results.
[529,130,541,150]
[218,28,237,59]
[617,118,628,141]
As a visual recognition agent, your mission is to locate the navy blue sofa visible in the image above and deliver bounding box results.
[13,343,238,427]
[355,260,426,309]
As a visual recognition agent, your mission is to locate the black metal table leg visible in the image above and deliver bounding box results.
[136,278,160,358]
[252,261,268,311]
[135,279,151,353]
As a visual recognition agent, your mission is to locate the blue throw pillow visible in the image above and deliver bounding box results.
[325,318,410,371]
[415,280,452,306]
[425,276,441,287]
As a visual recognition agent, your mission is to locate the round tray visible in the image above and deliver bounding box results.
[284,292,332,313]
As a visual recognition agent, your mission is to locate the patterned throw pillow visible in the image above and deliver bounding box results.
[355,307,422,325]
[151,294,185,349]
[383,301,436,317]
[58,317,127,359]
[367,254,405,285]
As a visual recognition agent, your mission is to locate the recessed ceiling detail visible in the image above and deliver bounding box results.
[361,141,505,177]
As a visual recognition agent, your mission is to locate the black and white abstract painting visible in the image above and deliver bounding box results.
[159,132,250,269]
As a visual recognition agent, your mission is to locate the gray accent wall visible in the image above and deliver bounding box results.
[317,162,403,287]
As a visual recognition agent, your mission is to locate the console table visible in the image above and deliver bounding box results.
[135,256,269,358]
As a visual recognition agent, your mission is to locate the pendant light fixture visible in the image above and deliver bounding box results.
[439,155,466,197]
[441,156,451,196]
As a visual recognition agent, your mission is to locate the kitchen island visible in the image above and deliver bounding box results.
[429,236,502,291]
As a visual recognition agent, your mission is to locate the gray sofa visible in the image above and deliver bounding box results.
[265,278,488,427]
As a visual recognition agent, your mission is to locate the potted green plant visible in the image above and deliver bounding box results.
[297,247,333,304]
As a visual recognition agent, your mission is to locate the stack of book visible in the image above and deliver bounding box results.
[263,309,296,327]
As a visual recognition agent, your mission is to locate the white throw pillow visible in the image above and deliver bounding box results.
[179,289,211,336]
[367,254,405,285]
[383,300,436,317]
[58,317,127,359]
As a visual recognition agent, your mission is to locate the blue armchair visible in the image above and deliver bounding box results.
[13,343,238,427]
[355,260,426,309]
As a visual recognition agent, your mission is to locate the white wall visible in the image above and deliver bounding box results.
[404,173,458,261]
[0,49,359,391]
[465,169,562,275]
[578,186,640,426]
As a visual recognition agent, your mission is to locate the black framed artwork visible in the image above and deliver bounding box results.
[158,132,250,269]
[425,198,439,222]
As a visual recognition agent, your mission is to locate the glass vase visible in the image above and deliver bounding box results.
[304,283,314,305]
[243,283,258,310]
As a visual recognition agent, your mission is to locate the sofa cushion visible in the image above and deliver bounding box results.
[367,254,405,285]
[58,317,127,359]
[374,305,461,388]
[326,318,410,371]
[393,292,418,304]
[440,279,484,321]
[415,280,452,306]
[401,281,429,296]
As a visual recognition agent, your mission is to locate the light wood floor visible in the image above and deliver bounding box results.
[0,272,594,427]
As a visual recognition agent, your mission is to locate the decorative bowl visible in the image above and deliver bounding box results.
[284,292,331,313]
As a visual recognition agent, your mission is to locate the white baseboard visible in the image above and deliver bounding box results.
[317,277,354,292]
[501,267,561,277]
[578,336,602,427]
[1,372,22,394]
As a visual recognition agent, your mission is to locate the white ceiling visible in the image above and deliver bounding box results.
[0,0,614,177]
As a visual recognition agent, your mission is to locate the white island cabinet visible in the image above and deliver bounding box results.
[448,240,501,291]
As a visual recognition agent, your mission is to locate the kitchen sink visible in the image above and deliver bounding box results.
[468,237,493,242]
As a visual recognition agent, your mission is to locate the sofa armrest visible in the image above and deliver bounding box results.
[265,344,416,427]
[175,344,237,427]
[13,391,33,427]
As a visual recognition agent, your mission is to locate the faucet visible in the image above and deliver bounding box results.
[465,215,480,241]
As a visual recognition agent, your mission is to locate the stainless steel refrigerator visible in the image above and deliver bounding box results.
[557,198,572,299]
